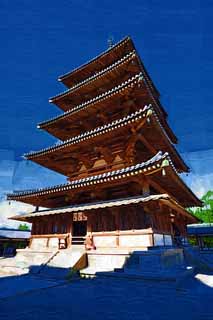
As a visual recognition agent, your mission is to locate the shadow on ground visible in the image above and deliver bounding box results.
[0,264,212,320]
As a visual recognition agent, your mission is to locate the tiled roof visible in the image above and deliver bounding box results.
[26,104,188,172]
[38,73,144,128]
[58,36,130,81]
[0,228,30,239]
[187,223,213,235]
[50,51,136,102]
[7,151,170,200]
[9,194,171,220]
[26,104,152,159]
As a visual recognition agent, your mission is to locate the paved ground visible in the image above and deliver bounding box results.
[0,273,212,320]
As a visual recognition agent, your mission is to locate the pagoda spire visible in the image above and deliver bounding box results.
[107,35,114,48]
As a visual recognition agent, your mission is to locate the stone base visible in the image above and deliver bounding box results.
[30,237,59,250]
[0,249,57,276]
[93,266,194,283]
[81,248,189,279]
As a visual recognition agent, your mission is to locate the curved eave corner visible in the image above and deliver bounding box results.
[57,36,131,83]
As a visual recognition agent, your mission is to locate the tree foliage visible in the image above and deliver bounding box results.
[188,190,213,223]
[18,223,30,231]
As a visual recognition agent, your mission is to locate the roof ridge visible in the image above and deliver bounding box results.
[50,51,136,102]
[8,151,169,199]
[10,194,171,220]
[58,36,130,81]
[38,72,144,128]
[26,104,152,159]
[31,194,170,214]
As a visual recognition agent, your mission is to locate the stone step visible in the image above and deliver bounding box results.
[91,266,195,283]
[83,253,128,274]
[38,248,86,279]
[0,250,57,274]
[46,248,85,268]
[82,248,188,277]
[37,266,71,280]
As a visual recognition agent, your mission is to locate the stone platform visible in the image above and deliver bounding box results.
[81,248,194,282]
[0,249,57,276]
[0,246,205,282]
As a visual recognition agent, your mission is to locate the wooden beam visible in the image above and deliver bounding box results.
[146,176,168,195]
[160,198,197,222]
[138,135,157,155]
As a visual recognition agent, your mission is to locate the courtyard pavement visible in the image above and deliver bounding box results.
[0,273,212,320]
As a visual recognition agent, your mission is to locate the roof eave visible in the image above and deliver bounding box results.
[58,36,131,82]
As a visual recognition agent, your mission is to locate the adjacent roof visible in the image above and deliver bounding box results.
[187,223,213,235]
[9,194,196,222]
[0,228,30,239]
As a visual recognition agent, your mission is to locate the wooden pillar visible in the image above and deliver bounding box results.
[66,214,72,248]
[142,177,150,196]
[149,232,154,247]
[87,212,92,235]
[38,219,42,235]
[114,208,120,247]
[169,209,175,245]
[31,220,35,235]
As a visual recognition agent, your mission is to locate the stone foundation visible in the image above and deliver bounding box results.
[81,248,187,276]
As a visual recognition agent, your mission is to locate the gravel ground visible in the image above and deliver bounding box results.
[0,273,212,320]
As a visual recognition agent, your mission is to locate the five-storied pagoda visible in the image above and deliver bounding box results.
[8,37,201,254]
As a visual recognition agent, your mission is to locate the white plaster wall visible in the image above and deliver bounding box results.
[93,236,117,247]
[30,238,48,250]
[48,237,59,249]
[15,251,54,267]
[119,234,151,247]
[87,254,127,272]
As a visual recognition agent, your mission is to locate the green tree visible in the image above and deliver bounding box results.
[18,224,30,231]
[188,190,213,223]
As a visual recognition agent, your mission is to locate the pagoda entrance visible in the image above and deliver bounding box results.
[72,221,87,245]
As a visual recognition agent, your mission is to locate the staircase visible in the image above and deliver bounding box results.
[116,249,194,282]
[80,248,131,275]
[81,248,195,283]
[0,249,57,276]
[37,245,86,279]
[0,246,87,279]
[72,236,85,245]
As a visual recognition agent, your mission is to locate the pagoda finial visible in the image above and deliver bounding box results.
[107,35,114,49]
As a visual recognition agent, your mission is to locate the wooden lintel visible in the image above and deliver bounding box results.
[147,176,168,195]
[137,135,156,155]
[160,199,196,222]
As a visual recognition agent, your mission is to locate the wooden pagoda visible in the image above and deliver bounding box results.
[8,37,201,251]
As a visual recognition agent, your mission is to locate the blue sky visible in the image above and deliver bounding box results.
[1,1,213,227]
[1,0,213,156]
